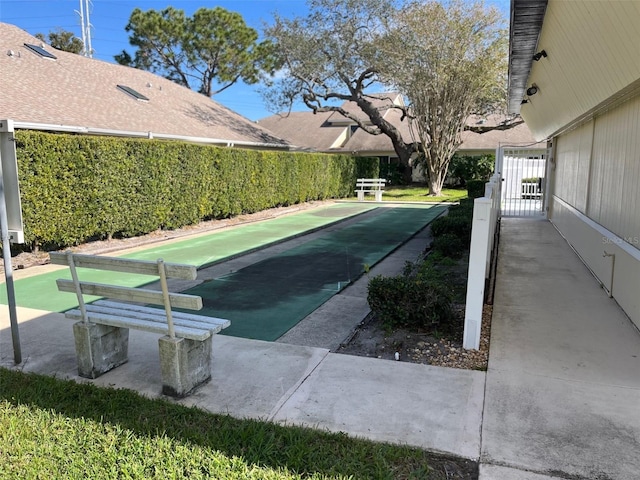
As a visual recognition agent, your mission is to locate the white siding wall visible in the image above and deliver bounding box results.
[551,95,640,329]
[520,0,640,141]
[588,96,640,239]
[554,121,592,213]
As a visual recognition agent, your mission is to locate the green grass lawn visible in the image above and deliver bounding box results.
[0,369,477,479]
[382,185,468,203]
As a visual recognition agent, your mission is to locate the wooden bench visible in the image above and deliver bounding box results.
[50,251,230,397]
[521,180,542,199]
[355,178,386,202]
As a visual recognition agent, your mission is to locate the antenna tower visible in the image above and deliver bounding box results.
[75,0,93,57]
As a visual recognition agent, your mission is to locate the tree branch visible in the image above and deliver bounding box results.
[464,117,524,133]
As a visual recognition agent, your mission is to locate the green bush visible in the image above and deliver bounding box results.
[367,261,453,329]
[466,180,486,199]
[378,160,406,185]
[429,215,472,243]
[448,154,494,186]
[446,200,474,218]
[457,197,475,209]
[15,131,378,250]
[432,233,465,259]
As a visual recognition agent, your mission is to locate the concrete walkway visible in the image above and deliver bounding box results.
[480,217,640,480]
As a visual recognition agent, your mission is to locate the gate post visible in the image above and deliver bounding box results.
[463,198,492,350]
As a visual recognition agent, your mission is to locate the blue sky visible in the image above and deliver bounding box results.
[0,0,510,121]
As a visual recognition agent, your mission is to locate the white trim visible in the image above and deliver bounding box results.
[553,196,640,261]
[12,121,290,150]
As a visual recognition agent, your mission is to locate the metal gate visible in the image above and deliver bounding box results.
[496,146,549,217]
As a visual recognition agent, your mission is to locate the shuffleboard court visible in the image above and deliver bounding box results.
[184,205,447,341]
[0,203,375,312]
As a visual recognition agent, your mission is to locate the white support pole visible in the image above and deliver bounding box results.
[66,251,88,323]
[157,259,175,339]
[495,146,504,177]
[0,178,20,363]
[463,198,492,350]
[0,119,22,364]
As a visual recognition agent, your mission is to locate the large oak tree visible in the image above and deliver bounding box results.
[264,0,521,195]
[381,1,510,195]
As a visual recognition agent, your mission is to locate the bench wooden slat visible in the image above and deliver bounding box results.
[64,309,212,341]
[356,179,386,190]
[50,252,197,280]
[56,279,203,310]
[90,300,230,332]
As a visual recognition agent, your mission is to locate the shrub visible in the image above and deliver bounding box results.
[378,160,406,185]
[466,180,486,199]
[367,261,453,330]
[446,201,474,219]
[457,197,475,209]
[429,215,472,243]
[447,154,494,186]
[432,233,465,258]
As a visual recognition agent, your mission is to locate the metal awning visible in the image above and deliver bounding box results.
[508,0,549,114]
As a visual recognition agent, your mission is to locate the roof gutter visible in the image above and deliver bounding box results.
[11,121,290,150]
[507,0,549,114]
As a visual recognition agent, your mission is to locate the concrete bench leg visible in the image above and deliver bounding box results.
[374,191,383,202]
[159,335,212,397]
[357,191,365,201]
[73,321,129,379]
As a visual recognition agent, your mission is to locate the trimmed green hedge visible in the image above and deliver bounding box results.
[367,261,453,329]
[466,180,486,199]
[15,131,378,250]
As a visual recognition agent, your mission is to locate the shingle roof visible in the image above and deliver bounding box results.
[257,110,343,150]
[0,23,288,148]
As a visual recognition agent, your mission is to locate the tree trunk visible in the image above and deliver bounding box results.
[354,98,416,182]
[426,162,445,197]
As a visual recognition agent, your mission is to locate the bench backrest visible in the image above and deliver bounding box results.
[50,253,197,279]
[51,251,202,339]
[356,178,386,189]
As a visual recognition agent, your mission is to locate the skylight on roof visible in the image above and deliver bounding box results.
[117,85,149,102]
[24,43,57,60]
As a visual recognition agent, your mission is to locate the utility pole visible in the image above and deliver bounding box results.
[75,0,93,58]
